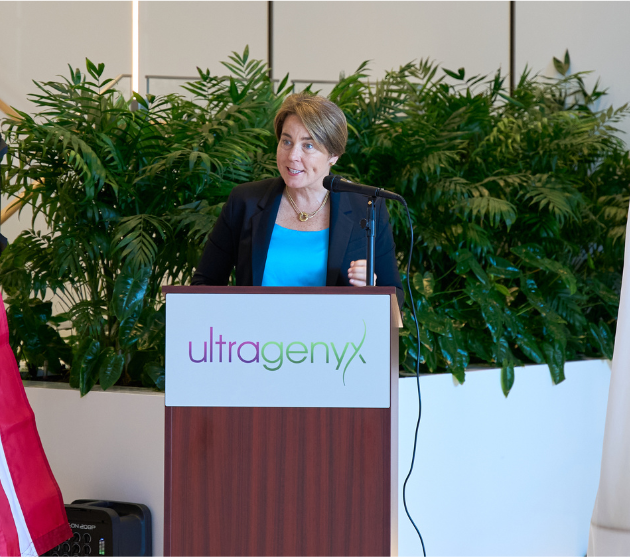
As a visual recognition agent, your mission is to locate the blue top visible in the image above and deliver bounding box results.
[261,224,329,287]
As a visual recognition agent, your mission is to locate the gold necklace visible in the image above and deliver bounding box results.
[285,188,330,222]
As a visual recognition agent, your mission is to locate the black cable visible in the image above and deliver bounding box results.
[401,199,427,556]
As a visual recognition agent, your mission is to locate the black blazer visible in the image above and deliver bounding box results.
[191,177,404,307]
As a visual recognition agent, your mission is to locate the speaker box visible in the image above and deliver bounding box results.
[45,500,152,557]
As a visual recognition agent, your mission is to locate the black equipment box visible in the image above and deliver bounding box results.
[45,500,152,556]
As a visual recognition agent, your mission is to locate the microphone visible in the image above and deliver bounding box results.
[323,175,404,202]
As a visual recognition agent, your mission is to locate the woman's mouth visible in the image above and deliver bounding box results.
[288,168,303,175]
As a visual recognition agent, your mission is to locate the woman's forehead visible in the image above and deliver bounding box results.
[282,115,315,140]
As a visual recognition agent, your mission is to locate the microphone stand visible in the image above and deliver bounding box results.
[364,196,377,286]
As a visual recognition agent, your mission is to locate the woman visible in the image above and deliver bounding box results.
[191,93,403,307]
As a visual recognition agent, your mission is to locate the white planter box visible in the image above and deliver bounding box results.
[398,359,611,556]
[24,383,165,556]
[25,359,611,556]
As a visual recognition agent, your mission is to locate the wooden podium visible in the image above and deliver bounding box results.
[162,286,399,556]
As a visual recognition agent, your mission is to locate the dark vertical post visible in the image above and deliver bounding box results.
[366,198,376,287]
[509,1,515,95]
[267,1,274,81]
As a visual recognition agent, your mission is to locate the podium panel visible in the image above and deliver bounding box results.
[163,286,399,556]
[165,291,391,408]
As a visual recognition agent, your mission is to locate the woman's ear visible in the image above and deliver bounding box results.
[329,155,339,166]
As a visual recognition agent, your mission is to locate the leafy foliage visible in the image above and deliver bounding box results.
[328,57,629,396]
[1,49,628,396]
[0,50,290,394]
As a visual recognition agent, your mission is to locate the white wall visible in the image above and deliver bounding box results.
[139,1,267,97]
[1,1,132,242]
[0,1,132,114]
[515,1,630,143]
[273,2,509,85]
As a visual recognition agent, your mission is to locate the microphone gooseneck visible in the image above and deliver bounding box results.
[322,175,404,202]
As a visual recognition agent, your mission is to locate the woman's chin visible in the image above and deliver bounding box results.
[283,174,306,188]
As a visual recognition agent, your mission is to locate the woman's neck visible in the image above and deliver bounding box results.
[286,184,328,209]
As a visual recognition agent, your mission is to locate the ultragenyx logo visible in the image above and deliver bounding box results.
[188,320,367,384]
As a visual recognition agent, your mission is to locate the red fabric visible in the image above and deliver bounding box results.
[0,484,20,557]
[0,293,72,555]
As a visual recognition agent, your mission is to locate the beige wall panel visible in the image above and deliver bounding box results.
[515,1,630,142]
[0,1,132,114]
[273,2,509,88]
[139,1,267,97]
[1,1,132,240]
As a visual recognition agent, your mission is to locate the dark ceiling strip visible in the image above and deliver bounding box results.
[510,1,515,95]
[268,1,274,81]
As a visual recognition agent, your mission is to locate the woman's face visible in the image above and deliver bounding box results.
[277,114,338,192]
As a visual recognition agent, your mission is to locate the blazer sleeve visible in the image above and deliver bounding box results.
[191,193,238,286]
[375,197,405,309]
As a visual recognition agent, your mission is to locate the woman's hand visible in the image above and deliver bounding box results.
[348,259,377,287]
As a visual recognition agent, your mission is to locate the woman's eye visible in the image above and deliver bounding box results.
[282,139,292,147]
[305,143,314,150]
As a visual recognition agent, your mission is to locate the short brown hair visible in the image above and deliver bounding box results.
[274,93,348,157]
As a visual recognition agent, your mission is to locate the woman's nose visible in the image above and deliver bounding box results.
[288,145,300,160]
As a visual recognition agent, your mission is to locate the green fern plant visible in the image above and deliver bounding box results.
[1,49,627,397]
[0,50,283,394]
[331,57,629,395]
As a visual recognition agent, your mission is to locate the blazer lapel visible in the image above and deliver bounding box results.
[251,178,284,286]
[327,191,355,286]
